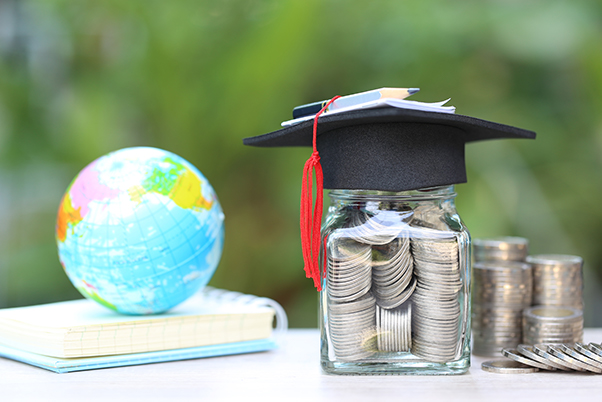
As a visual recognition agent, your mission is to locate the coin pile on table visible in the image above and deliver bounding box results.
[472,261,532,356]
[527,254,584,309]
[473,237,529,263]
[483,342,602,374]
[410,235,461,362]
[522,305,583,345]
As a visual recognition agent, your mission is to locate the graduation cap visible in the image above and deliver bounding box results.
[243,97,536,289]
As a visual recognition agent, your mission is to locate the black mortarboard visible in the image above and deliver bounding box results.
[243,107,535,192]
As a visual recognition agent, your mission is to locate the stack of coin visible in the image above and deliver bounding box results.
[410,235,461,362]
[526,254,583,309]
[472,261,532,356]
[376,302,412,352]
[371,237,415,309]
[473,237,529,262]
[328,293,376,361]
[327,237,372,302]
[522,305,583,345]
[328,293,377,361]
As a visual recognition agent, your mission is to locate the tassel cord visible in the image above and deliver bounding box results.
[299,96,340,291]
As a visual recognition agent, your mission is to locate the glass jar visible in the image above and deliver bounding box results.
[319,186,471,375]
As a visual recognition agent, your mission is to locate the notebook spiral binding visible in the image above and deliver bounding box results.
[201,287,288,341]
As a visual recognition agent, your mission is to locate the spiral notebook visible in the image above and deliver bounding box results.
[0,287,287,373]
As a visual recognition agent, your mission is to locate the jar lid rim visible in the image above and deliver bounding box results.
[329,186,457,200]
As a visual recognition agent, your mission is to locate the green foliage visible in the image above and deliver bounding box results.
[1,0,601,326]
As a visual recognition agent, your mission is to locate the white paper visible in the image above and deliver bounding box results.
[281,98,456,127]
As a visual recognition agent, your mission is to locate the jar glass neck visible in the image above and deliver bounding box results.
[328,185,457,202]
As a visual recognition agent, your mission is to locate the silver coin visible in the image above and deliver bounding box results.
[376,302,411,352]
[527,254,583,310]
[346,214,405,245]
[329,311,374,323]
[330,237,371,258]
[523,306,583,346]
[329,317,376,361]
[473,237,528,260]
[328,257,371,271]
[531,344,583,371]
[328,259,372,274]
[481,359,539,374]
[412,295,460,310]
[412,321,460,336]
[382,230,464,362]
[546,345,602,373]
[372,260,412,289]
[524,306,583,321]
[328,269,371,286]
[328,274,371,292]
[572,343,602,364]
[557,344,602,369]
[527,254,583,267]
[328,295,375,310]
[471,259,534,356]
[376,276,417,310]
[517,344,568,371]
[587,343,602,357]
[373,253,410,274]
[501,348,556,370]
[373,252,411,273]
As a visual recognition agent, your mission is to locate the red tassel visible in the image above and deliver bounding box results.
[300,96,340,291]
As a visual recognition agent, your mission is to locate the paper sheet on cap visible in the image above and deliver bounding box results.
[281,98,456,127]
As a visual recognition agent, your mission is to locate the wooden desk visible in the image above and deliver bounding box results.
[1,329,602,402]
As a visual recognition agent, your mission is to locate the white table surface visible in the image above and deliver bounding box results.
[1,328,602,402]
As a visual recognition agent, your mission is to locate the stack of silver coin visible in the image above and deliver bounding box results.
[526,254,584,309]
[327,237,372,302]
[326,234,375,361]
[472,261,532,356]
[522,305,583,345]
[473,237,529,262]
[410,235,461,362]
[371,237,415,310]
[328,293,376,361]
[376,302,412,352]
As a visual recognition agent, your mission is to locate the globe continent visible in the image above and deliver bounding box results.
[56,147,225,314]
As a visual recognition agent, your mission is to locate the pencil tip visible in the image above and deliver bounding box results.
[408,88,420,94]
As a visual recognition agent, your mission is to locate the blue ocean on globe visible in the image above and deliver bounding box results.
[56,147,225,314]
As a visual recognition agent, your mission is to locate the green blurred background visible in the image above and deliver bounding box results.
[1,0,601,327]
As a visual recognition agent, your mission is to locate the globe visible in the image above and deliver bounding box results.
[56,147,225,315]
